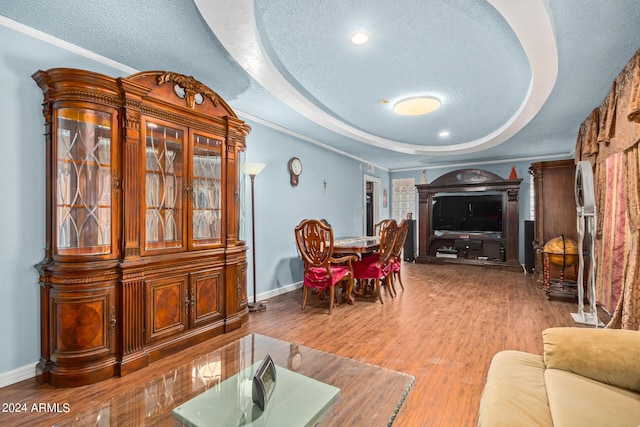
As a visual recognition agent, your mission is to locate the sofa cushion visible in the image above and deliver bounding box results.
[478,350,553,427]
[545,367,640,427]
[543,327,640,392]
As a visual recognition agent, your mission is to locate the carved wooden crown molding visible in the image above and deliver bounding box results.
[430,168,505,186]
[157,72,220,109]
[140,104,226,137]
[52,89,121,109]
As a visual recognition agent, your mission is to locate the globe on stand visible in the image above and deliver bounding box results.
[543,235,579,268]
[542,235,580,301]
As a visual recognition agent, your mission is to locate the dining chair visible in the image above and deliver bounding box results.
[294,219,357,314]
[390,219,409,295]
[352,219,399,304]
[373,218,393,236]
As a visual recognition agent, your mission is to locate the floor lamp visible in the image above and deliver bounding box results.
[243,162,267,312]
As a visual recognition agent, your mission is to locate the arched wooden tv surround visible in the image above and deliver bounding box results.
[416,169,523,271]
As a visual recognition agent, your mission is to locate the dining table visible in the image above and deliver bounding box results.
[333,236,380,255]
[332,236,380,303]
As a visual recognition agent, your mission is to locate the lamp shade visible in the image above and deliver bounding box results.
[243,162,267,176]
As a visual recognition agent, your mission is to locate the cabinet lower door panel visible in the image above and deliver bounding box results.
[146,276,188,343]
[191,268,224,328]
[50,286,116,363]
[238,261,248,308]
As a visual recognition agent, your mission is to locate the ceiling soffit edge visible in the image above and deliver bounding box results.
[195,0,558,156]
[240,108,573,174]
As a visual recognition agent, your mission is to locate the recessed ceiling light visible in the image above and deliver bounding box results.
[350,31,370,45]
[439,130,450,137]
[393,97,441,116]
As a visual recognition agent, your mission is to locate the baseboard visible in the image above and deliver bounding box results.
[0,283,304,388]
[253,281,302,303]
[0,362,37,388]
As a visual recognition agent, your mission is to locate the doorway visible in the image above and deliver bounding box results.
[364,175,380,236]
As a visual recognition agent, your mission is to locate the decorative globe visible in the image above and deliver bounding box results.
[543,236,579,268]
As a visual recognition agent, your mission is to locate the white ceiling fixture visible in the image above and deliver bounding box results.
[393,97,441,116]
[350,31,370,45]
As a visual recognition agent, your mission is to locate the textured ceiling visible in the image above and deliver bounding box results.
[253,0,529,145]
[1,0,639,170]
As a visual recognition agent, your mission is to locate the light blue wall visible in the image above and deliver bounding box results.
[241,120,390,297]
[0,24,135,375]
[0,23,390,376]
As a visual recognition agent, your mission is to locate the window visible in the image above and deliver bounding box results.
[392,178,415,221]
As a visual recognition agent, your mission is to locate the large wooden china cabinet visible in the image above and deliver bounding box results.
[33,68,251,387]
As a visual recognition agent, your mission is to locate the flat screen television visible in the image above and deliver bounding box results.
[432,193,503,235]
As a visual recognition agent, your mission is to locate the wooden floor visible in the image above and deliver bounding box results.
[0,263,601,426]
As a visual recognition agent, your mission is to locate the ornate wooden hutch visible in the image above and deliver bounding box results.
[415,169,523,271]
[33,68,251,386]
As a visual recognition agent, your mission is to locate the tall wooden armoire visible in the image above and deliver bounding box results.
[529,159,578,284]
[33,68,251,386]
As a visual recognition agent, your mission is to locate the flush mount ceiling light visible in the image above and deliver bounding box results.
[350,31,370,45]
[393,96,441,116]
[439,130,450,137]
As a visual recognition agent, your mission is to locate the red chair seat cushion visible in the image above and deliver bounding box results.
[304,265,350,290]
[360,251,379,262]
[352,255,391,279]
[392,259,401,272]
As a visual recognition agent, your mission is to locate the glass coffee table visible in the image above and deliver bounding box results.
[55,334,414,426]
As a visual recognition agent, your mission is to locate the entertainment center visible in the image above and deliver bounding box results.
[415,169,523,271]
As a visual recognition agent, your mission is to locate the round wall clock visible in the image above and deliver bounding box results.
[289,157,302,186]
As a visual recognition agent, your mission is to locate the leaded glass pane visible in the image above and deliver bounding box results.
[145,122,184,250]
[56,109,112,255]
[238,150,247,242]
[192,134,222,245]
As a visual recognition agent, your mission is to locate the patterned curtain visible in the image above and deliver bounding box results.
[608,145,640,329]
[576,47,640,330]
[595,153,627,315]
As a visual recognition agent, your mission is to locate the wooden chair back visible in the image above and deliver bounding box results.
[374,219,393,236]
[294,219,334,275]
[377,219,399,267]
[392,220,409,258]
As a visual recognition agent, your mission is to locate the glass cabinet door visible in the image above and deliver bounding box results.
[191,133,223,248]
[238,150,247,243]
[55,108,114,256]
[144,120,185,252]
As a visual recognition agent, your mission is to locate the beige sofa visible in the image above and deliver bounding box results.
[478,327,640,426]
